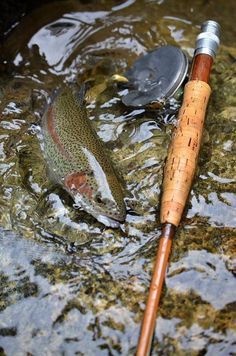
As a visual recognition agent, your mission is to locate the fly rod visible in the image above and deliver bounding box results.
[137,20,220,355]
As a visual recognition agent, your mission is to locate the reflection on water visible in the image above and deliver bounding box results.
[167,250,235,309]
[0,0,236,354]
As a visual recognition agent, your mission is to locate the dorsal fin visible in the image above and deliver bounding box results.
[77,84,87,105]
[70,83,88,106]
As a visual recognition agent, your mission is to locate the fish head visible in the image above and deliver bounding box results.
[90,187,126,227]
[64,171,126,227]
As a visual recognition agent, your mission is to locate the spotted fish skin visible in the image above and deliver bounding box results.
[42,88,126,226]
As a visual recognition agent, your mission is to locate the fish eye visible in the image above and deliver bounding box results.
[96,197,103,204]
[95,193,104,205]
[95,194,114,207]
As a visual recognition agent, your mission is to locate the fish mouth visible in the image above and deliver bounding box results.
[96,214,123,228]
[91,206,126,228]
[73,195,126,228]
[74,203,124,227]
[90,206,126,227]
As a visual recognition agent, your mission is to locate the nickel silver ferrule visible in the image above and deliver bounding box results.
[195,20,221,58]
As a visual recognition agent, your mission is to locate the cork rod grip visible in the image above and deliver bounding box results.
[160,80,211,226]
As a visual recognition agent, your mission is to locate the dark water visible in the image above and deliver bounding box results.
[0,0,236,355]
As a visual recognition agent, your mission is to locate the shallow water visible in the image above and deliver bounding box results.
[0,0,236,355]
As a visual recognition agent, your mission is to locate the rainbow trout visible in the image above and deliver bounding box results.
[42,87,126,227]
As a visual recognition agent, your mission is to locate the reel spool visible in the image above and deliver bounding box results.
[120,45,189,108]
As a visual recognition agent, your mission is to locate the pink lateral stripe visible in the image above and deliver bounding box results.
[47,106,71,160]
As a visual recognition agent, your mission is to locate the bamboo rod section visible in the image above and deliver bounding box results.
[137,21,220,355]
[137,224,175,356]
[190,54,213,82]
